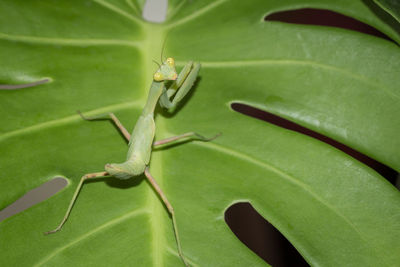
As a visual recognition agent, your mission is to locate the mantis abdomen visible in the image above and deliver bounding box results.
[105,113,155,179]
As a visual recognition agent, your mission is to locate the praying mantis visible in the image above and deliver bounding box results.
[27,58,216,266]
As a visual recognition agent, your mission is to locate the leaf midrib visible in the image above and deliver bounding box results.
[33,22,174,266]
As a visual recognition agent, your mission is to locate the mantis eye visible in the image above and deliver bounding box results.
[153,72,163,81]
[166,57,175,66]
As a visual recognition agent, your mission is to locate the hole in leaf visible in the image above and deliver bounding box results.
[142,0,167,23]
[231,103,399,185]
[0,177,68,222]
[225,202,309,267]
[265,8,393,42]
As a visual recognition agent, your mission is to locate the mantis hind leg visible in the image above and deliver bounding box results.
[78,111,131,141]
[44,171,110,235]
[144,167,190,267]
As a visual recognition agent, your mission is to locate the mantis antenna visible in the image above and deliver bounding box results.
[160,36,168,63]
[152,60,161,68]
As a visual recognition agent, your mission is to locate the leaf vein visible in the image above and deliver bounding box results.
[34,208,149,267]
[192,140,381,258]
[199,60,400,100]
[166,0,230,28]
[91,0,144,25]
[0,32,141,47]
[0,100,142,142]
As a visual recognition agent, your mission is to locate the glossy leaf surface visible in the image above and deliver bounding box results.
[1,0,399,266]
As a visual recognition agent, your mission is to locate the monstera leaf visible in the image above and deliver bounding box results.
[373,0,400,22]
[1,0,399,266]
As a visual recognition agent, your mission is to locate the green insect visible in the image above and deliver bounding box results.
[39,58,219,266]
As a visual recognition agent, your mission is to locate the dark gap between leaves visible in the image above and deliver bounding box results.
[0,177,68,222]
[225,202,310,267]
[265,8,393,42]
[231,103,398,184]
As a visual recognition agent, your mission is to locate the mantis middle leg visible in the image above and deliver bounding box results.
[79,110,218,147]
[153,131,221,146]
[77,111,131,141]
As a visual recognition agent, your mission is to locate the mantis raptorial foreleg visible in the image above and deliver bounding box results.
[159,62,200,110]
[153,131,221,146]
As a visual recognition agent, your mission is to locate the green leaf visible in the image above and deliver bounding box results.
[1,0,399,266]
[373,0,400,23]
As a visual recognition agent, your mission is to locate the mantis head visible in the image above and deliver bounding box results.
[153,57,178,81]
